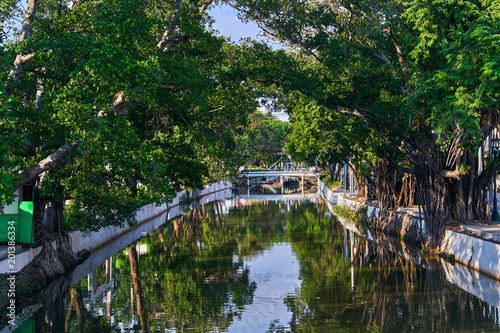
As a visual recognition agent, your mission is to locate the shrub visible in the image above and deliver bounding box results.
[333,204,367,225]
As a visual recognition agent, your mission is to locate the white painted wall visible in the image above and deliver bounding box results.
[3,189,20,215]
[0,182,233,274]
[441,230,500,281]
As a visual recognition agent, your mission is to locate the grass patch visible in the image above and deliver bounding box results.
[319,173,341,189]
[329,181,340,189]
[333,204,367,225]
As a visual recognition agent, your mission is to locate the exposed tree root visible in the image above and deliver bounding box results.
[0,232,88,314]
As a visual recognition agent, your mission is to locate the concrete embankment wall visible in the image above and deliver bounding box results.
[0,181,232,274]
[318,180,423,242]
[317,180,380,218]
[441,229,500,281]
[317,180,500,282]
[317,181,339,204]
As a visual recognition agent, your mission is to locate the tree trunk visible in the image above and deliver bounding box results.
[416,170,448,248]
[363,174,376,201]
[412,137,494,248]
[18,231,80,287]
[398,174,417,208]
[328,163,337,183]
[42,200,57,233]
[371,160,402,213]
[348,163,365,198]
[16,195,82,297]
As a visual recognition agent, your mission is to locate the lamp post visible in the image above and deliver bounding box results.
[491,137,500,221]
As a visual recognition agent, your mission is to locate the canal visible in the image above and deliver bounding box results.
[4,187,500,332]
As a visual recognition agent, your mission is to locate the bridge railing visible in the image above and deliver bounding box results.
[241,168,318,173]
[239,170,319,178]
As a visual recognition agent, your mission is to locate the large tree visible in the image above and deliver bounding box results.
[4,0,256,227]
[234,110,288,167]
[1,0,257,281]
[286,94,397,199]
[227,0,500,247]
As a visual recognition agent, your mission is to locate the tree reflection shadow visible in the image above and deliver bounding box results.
[11,200,500,332]
[286,213,500,332]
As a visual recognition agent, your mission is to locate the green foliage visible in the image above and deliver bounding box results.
[0,53,27,209]
[319,173,340,189]
[333,204,368,226]
[234,110,288,167]
[330,180,340,188]
[4,0,500,235]
[4,0,256,231]
[286,94,398,181]
[0,0,22,43]
[0,91,17,206]
[227,0,500,228]
[404,0,500,148]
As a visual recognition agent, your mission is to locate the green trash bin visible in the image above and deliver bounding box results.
[19,201,34,244]
[0,201,33,244]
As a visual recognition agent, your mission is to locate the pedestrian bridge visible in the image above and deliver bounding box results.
[238,170,319,196]
[239,170,319,179]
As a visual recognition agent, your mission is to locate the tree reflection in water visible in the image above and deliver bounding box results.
[286,214,500,332]
[13,199,500,332]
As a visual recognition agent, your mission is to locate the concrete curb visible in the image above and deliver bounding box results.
[440,229,500,281]
[317,181,339,204]
[461,225,500,242]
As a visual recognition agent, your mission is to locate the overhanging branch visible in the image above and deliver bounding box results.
[19,141,80,186]
[157,0,183,52]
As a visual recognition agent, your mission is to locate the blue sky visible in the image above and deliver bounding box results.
[209,4,264,43]
[209,4,289,122]
[11,2,289,121]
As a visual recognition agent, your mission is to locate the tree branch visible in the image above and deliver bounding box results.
[109,91,130,116]
[18,87,135,186]
[157,0,183,52]
[226,54,269,84]
[255,22,323,63]
[19,141,80,186]
[26,68,70,82]
[440,169,461,179]
[6,0,39,95]
[381,26,410,86]
[199,0,214,13]
[209,105,225,113]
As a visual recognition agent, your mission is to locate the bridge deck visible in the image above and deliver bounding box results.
[240,171,318,178]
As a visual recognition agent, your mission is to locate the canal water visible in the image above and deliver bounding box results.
[3,188,500,332]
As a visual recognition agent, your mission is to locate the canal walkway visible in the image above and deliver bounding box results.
[461,224,500,242]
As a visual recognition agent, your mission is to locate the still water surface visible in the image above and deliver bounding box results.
[8,191,500,332]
